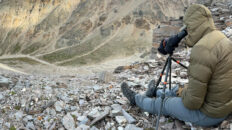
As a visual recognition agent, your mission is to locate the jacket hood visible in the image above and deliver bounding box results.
[184,4,216,47]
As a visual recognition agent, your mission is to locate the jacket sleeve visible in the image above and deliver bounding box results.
[181,46,217,110]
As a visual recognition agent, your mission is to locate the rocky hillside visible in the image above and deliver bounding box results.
[0,0,192,67]
[0,0,232,130]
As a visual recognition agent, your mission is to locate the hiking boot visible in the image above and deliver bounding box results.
[145,80,157,98]
[121,82,136,106]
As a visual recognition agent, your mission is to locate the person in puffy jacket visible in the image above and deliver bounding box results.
[121,4,232,127]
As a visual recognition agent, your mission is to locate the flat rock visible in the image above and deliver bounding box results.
[222,27,232,37]
[93,85,103,91]
[90,126,99,130]
[161,122,174,129]
[122,109,136,124]
[79,99,85,106]
[54,101,65,112]
[180,72,187,78]
[225,19,232,27]
[0,76,10,88]
[0,93,4,100]
[111,104,122,111]
[112,109,122,117]
[125,124,143,130]
[115,116,127,124]
[77,116,89,125]
[88,108,101,119]
[116,99,127,105]
[62,113,75,130]
[26,122,35,130]
[90,108,110,126]
[14,111,24,121]
[76,124,90,129]
[98,71,115,83]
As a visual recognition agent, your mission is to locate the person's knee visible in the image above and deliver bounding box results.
[135,94,160,114]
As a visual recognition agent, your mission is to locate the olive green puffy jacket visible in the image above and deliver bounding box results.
[181,4,232,118]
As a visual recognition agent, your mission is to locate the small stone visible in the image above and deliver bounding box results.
[144,112,149,117]
[14,111,24,121]
[79,94,86,99]
[222,27,232,37]
[116,99,127,105]
[211,8,219,12]
[5,122,10,128]
[225,19,232,27]
[49,122,56,130]
[0,93,4,100]
[44,86,52,91]
[115,116,127,124]
[88,108,101,119]
[125,124,143,130]
[71,111,80,117]
[111,104,122,110]
[159,116,166,123]
[127,82,137,87]
[221,9,230,13]
[93,85,103,91]
[77,124,90,129]
[0,76,10,88]
[24,115,33,122]
[90,126,99,130]
[79,99,85,106]
[62,113,75,130]
[70,106,77,111]
[58,128,65,130]
[54,101,65,112]
[118,126,124,130]
[26,122,35,130]
[90,108,110,126]
[48,108,56,116]
[180,72,187,78]
[77,116,89,125]
[98,71,115,83]
[122,109,136,124]
[220,120,229,128]
[161,122,174,129]
[220,17,225,21]
[112,109,122,116]
[143,65,149,71]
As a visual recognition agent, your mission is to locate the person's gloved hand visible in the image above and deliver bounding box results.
[158,29,188,55]
[158,39,168,55]
[176,87,184,96]
[164,34,181,54]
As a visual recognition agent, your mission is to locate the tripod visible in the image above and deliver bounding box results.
[152,54,188,130]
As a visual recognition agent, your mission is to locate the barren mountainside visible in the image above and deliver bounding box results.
[0,0,232,130]
[0,0,191,67]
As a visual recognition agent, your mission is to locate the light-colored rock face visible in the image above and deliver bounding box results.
[0,0,191,67]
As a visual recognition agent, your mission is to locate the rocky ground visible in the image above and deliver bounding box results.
[0,1,232,130]
[0,48,232,130]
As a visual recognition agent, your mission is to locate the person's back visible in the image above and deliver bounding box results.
[180,4,232,118]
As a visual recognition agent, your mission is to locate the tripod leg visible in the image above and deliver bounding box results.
[169,58,172,90]
[155,57,169,88]
[152,56,169,127]
[155,56,172,130]
[171,57,188,69]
